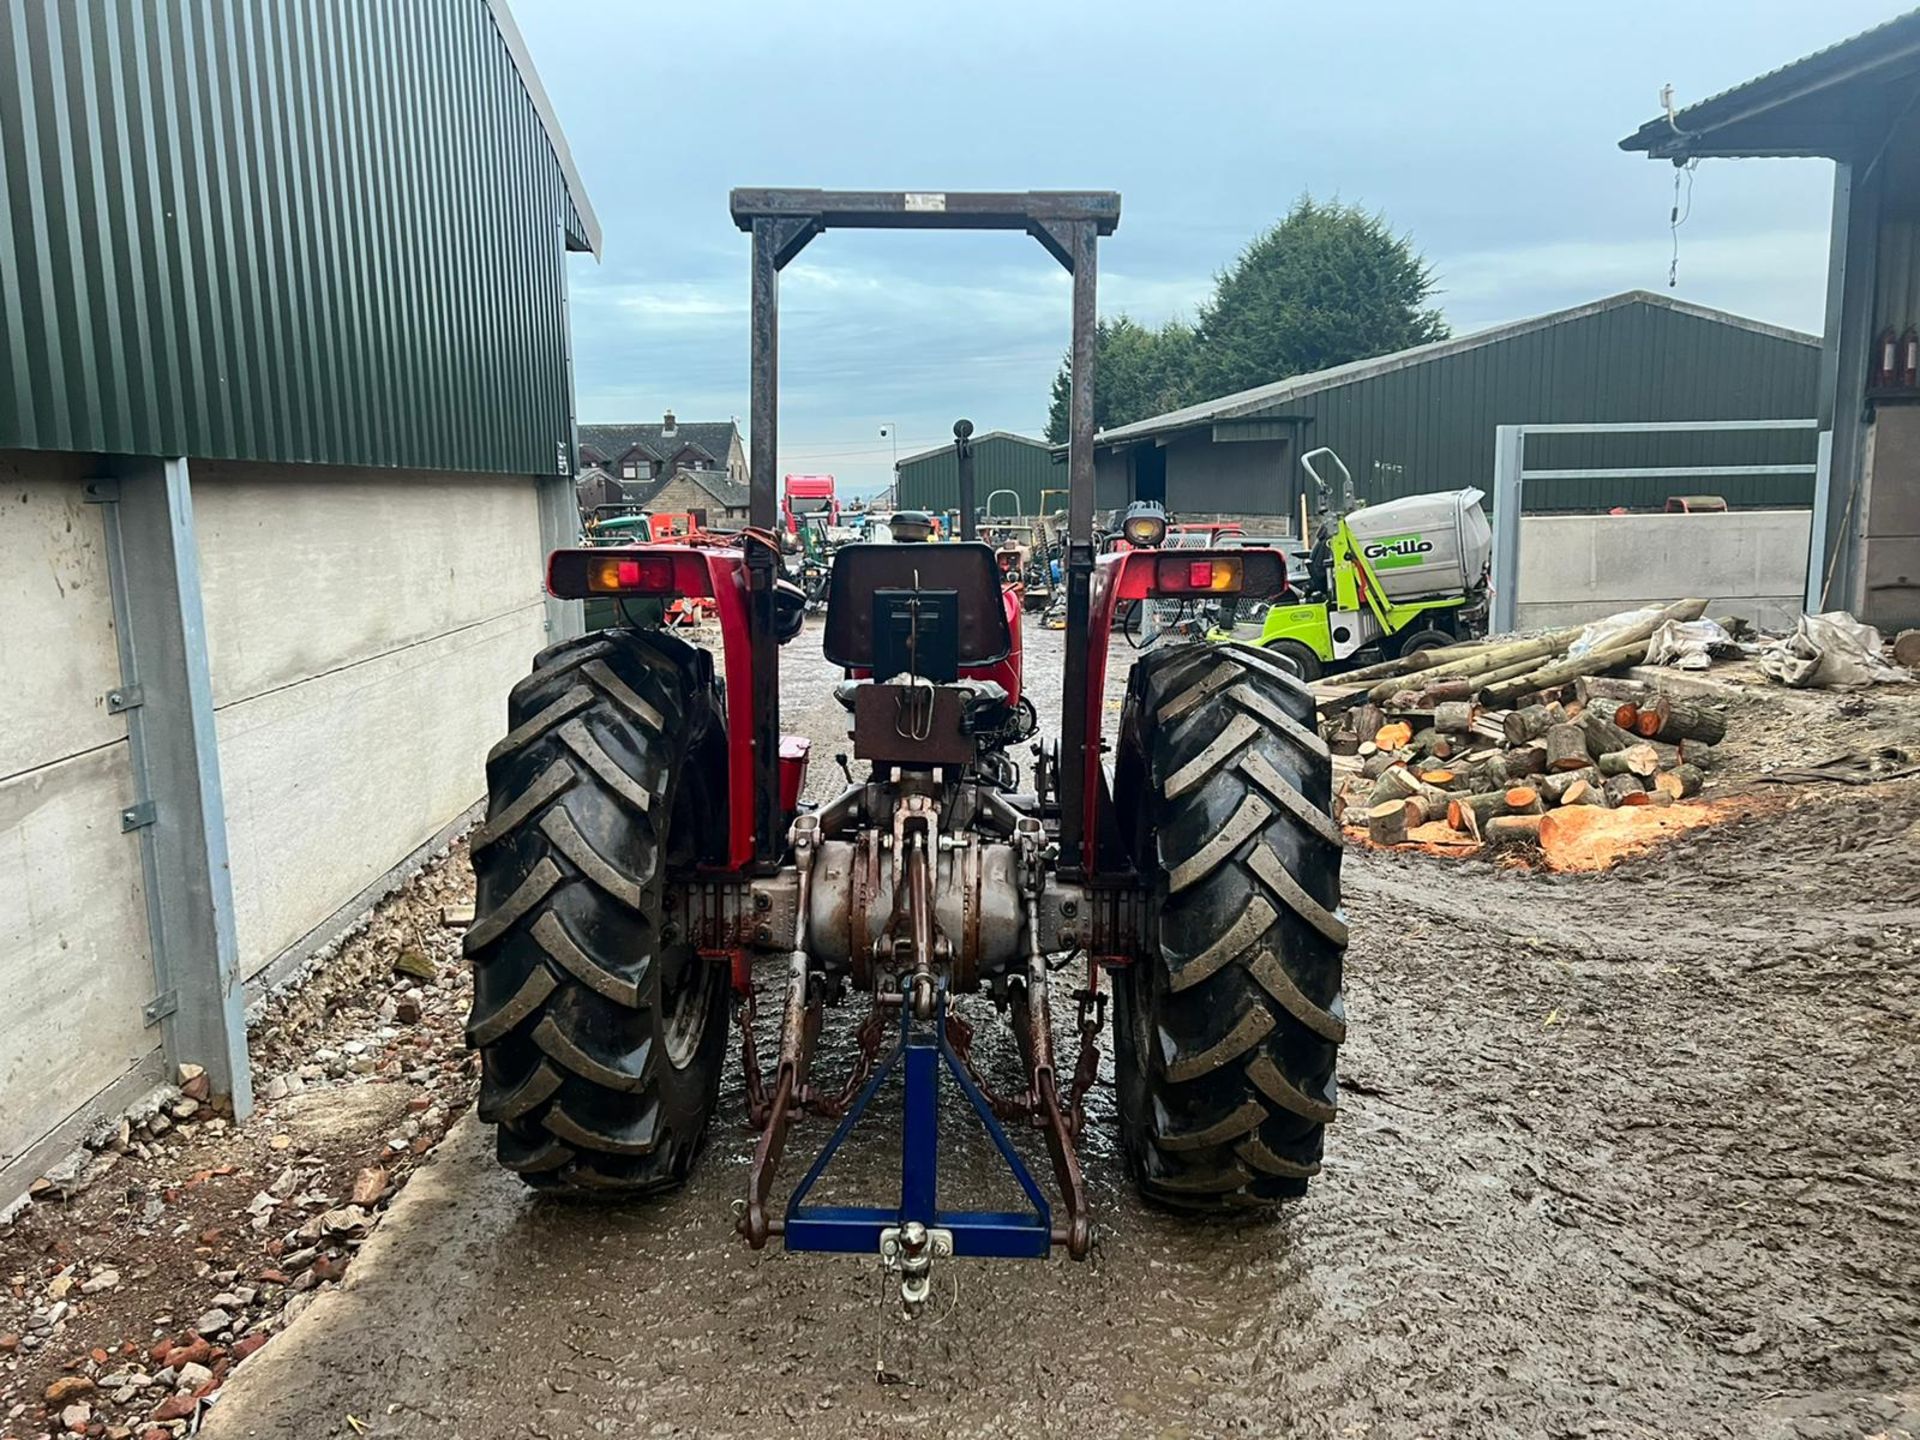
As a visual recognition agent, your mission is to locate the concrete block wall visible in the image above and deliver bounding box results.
[191,463,549,980]
[1,454,551,1196]
[1514,509,1812,631]
[0,452,168,1182]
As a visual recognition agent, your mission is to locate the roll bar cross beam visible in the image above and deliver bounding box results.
[728,188,1120,872]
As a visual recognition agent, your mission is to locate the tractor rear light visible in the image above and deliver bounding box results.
[587,554,676,593]
[547,548,714,600]
[1155,555,1244,593]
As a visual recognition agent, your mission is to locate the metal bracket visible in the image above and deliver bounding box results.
[107,684,145,713]
[143,989,179,1026]
[121,800,156,832]
[82,477,122,504]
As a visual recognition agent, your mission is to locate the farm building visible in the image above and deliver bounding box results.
[1623,11,1920,629]
[0,0,593,1200]
[1089,291,1820,523]
[895,430,1056,513]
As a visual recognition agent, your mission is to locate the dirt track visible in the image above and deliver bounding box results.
[200,620,1920,1440]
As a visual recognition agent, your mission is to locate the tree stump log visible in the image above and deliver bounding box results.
[1545,723,1591,771]
[1636,694,1728,745]
[1503,786,1544,816]
[1434,700,1475,734]
[1653,762,1704,800]
[1502,704,1564,745]
[1482,814,1543,847]
[1601,773,1646,807]
[1597,744,1661,779]
[1367,800,1412,846]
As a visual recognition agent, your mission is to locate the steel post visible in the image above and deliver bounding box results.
[534,474,584,643]
[86,460,252,1117]
[1489,425,1524,635]
[1056,220,1098,873]
[954,421,977,540]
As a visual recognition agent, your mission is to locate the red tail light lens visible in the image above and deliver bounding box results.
[548,548,713,600]
[1155,555,1244,593]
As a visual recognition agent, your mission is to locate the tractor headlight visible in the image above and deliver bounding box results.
[1119,501,1168,549]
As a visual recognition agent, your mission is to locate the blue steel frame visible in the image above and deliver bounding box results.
[782,993,1054,1258]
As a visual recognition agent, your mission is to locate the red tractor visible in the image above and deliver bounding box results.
[465,190,1345,1299]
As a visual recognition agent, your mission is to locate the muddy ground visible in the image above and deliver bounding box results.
[15,617,1920,1440]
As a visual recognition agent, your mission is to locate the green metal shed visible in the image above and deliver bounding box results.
[894,430,1057,513]
[1090,292,1821,521]
[0,0,597,474]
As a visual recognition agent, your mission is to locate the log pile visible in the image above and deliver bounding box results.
[1327,602,1732,849]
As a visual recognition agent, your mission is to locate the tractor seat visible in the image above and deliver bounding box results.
[822,543,1012,669]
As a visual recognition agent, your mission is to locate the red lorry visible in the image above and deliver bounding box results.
[781,473,837,533]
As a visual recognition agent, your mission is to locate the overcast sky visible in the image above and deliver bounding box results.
[516,1,1903,497]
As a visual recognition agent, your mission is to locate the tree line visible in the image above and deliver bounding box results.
[1045,196,1448,444]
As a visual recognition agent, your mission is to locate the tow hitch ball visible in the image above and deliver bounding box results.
[881,1222,953,1315]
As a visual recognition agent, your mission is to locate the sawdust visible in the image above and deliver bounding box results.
[1534,799,1722,870]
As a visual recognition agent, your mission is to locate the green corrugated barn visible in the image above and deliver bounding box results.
[894,430,1057,513]
[1091,291,1821,521]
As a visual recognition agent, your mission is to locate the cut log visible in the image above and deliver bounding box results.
[1503,786,1543,816]
[1894,628,1920,669]
[1597,744,1662,778]
[1482,814,1543,847]
[1418,769,1459,788]
[1637,695,1728,745]
[1613,702,1640,731]
[1419,677,1476,706]
[1559,778,1599,807]
[1575,675,1660,707]
[1544,723,1591,771]
[1433,700,1475,734]
[1502,703,1564,745]
[1574,708,1642,757]
[1367,800,1412,846]
[1541,766,1601,802]
[1374,720,1414,750]
[1469,754,1511,791]
[1357,740,1378,759]
[1447,790,1508,835]
[1601,773,1646,807]
[1633,695,1668,737]
[1350,702,1385,747]
[1429,736,1455,761]
[1502,743,1548,779]
[1653,762,1704,800]
[1360,752,1397,779]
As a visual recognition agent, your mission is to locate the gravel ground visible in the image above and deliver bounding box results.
[16,616,1920,1440]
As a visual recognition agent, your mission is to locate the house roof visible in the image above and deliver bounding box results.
[646,468,750,510]
[483,1,601,255]
[1618,9,1920,161]
[1092,290,1818,448]
[578,421,742,471]
[893,430,1048,470]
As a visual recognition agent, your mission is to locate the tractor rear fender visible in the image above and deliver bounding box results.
[1078,547,1286,881]
[547,544,756,872]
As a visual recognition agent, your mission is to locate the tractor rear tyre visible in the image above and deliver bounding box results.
[1112,642,1347,1209]
[465,628,731,1192]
